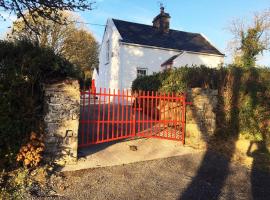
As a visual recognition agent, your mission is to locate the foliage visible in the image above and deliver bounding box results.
[132,66,221,93]
[240,26,268,67]
[17,132,45,167]
[229,9,270,67]
[0,39,79,170]
[132,72,167,92]
[9,11,99,80]
[0,166,52,199]
[0,0,95,32]
[132,65,270,145]
[0,168,31,199]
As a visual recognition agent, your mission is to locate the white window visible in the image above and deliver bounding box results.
[137,68,148,77]
[106,40,110,63]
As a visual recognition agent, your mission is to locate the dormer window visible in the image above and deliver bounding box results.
[106,40,110,63]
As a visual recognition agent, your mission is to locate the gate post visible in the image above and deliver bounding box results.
[43,79,80,166]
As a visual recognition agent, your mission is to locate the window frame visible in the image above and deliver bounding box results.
[137,67,148,77]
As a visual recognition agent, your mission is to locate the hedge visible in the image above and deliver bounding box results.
[132,65,270,145]
[0,39,80,169]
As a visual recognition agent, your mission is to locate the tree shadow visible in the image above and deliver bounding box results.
[245,68,270,200]
[179,67,242,200]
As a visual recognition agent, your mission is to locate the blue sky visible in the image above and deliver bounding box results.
[1,0,270,65]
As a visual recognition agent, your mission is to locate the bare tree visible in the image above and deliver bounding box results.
[228,9,270,67]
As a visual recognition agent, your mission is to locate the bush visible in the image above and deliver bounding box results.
[132,65,270,145]
[0,39,80,170]
[132,66,221,93]
[16,132,45,167]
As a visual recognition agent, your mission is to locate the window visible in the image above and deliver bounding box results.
[106,40,110,63]
[137,68,147,77]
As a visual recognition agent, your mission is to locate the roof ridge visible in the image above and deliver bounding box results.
[112,18,201,36]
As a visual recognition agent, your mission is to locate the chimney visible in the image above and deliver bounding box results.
[152,5,171,33]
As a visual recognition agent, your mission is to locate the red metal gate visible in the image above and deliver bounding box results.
[79,87,189,148]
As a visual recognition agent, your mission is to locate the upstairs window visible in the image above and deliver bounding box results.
[106,40,110,63]
[137,68,147,77]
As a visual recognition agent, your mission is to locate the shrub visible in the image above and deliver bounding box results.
[16,132,45,167]
[132,65,270,145]
[132,65,221,93]
[0,39,80,170]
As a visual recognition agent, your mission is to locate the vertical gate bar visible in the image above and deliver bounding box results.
[146,91,149,136]
[97,88,102,143]
[165,92,170,138]
[167,92,170,139]
[125,89,128,137]
[155,91,158,136]
[170,92,174,139]
[92,86,96,143]
[87,86,91,144]
[142,90,145,136]
[168,92,171,139]
[129,90,133,137]
[102,88,106,142]
[117,89,120,139]
[138,90,141,134]
[132,91,136,137]
[177,94,180,140]
[112,89,115,139]
[157,91,161,137]
[182,94,186,144]
[151,91,154,136]
[121,90,124,138]
[173,92,176,139]
[163,92,166,138]
[107,88,111,140]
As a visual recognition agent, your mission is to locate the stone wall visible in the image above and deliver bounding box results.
[44,79,80,165]
[186,88,218,149]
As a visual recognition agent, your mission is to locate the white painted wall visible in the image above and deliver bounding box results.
[119,44,224,90]
[97,19,122,90]
[173,51,224,68]
[119,44,180,90]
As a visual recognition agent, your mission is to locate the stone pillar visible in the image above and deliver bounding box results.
[186,88,218,149]
[44,79,80,165]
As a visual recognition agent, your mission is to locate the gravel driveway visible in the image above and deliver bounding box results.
[39,151,270,200]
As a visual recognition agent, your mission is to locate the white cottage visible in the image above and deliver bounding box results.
[95,7,224,90]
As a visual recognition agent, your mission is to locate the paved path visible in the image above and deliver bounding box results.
[43,151,270,200]
[62,138,198,171]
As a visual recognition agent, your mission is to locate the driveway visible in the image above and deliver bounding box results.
[42,151,270,200]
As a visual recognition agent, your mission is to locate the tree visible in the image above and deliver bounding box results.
[0,0,95,32]
[0,40,78,164]
[229,9,270,67]
[9,11,99,79]
[61,28,99,79]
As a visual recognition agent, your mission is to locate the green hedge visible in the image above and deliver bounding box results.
[0,40,80,169]
[132,65,270,145]
[132,66,222,93]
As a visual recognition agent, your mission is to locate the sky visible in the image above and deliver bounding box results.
[1,0,270,65]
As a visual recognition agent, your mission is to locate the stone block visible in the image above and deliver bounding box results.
[66,130,73,137]
[44,79,79,166]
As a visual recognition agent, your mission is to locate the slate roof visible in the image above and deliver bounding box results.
[112,19,224,56]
